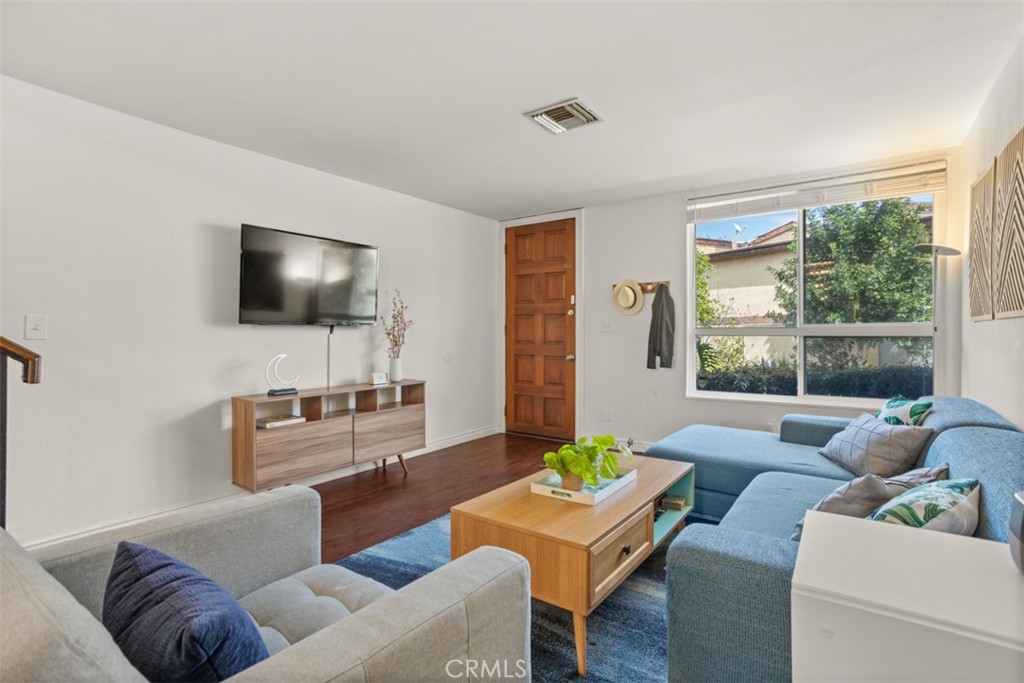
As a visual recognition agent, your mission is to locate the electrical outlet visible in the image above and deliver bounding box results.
[600,409,614,422]
[601,321,614,333]
[24,314,48,340]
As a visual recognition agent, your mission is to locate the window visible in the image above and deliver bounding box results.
[688,162,945,402]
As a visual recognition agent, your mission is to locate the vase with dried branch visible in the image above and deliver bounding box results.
[381,289,413,381]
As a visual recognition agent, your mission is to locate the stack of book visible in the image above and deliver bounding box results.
[255,414,306,429]
[660,494,688,511]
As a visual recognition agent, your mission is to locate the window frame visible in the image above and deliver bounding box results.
[685,175,948,409]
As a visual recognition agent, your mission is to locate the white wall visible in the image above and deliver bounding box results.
[960,36,1024,428]
[1,77,500,545]
[579,194,865,444]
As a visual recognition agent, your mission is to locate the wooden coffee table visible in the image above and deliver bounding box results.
[450,455,694,675]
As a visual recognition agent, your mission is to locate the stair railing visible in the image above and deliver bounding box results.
[1,337,42,528]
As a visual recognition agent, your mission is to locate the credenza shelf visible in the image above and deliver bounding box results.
[231,379,426,492]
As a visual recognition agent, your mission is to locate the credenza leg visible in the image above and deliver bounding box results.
[397,454,408,475]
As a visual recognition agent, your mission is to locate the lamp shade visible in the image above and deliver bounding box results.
[914,243,961,257]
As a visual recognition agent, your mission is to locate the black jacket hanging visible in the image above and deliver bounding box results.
[647,283,675,369]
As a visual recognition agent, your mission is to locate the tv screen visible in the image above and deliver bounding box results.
[239,224,379,326]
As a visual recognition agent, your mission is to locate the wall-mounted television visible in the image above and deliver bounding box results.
[239,224,379,326]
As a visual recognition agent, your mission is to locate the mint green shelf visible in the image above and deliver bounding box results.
[665,471,694,498]
[654,506,693,545]
[653,466,696,546]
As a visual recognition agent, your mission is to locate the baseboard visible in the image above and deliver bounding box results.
[419,424,503,453]
[24,424,503,552]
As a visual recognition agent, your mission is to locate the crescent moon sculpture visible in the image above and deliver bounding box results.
[265,354,299,392]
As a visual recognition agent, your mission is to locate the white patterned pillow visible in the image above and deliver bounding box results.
[875,396,933,426]
[868,478,980,536]
[819,413,933,477]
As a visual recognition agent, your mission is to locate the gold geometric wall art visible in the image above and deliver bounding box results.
[992,124,1024,319]
[969,164,995,321]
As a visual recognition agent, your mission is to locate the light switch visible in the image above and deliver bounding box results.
[24,314,48,340]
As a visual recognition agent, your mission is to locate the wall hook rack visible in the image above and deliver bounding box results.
[637,280,669,293]
[610,280,670,294]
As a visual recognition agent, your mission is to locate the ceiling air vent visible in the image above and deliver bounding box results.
[525,99,601,135]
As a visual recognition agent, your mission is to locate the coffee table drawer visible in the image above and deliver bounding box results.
[590,504,653,606]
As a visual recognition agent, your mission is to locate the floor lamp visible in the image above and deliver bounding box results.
[914,243,960,395]
[914,242,961,328]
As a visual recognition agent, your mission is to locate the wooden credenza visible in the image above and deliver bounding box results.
[231,380,425,491]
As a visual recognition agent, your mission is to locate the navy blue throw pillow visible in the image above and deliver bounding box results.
[102,541,268,682]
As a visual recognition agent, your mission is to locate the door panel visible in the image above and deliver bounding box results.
[544,356,566,386]
[544,315,566,343]
[505,218,576,439]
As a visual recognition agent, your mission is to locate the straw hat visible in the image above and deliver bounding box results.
[612,279,644,315]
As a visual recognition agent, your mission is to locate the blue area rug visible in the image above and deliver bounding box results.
[338,515,673,682]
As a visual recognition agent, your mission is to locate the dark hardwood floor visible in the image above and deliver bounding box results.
[313,433,560,563]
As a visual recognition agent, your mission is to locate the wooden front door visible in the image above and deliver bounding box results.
[505,218,576,439]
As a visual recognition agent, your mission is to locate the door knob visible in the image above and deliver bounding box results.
[566,354,576,362]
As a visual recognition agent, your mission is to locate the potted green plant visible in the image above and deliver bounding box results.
[543,435,634,491]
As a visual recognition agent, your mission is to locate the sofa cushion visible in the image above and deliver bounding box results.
[819,414,932,477]
[720,472,842,540]
[791,464,949,541]
[779,414,854,447]
[103,542,268,682]
[0,530,144,683]
[868,479,981,536]
[918,396,1018,434]
[240,564,393,654]
[32,486,322,622]
[921,426,1024,541]
[647,425,854,498]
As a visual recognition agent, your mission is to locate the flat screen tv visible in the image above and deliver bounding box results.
[239,224,379,326]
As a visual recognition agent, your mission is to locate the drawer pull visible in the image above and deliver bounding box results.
[622,544,632,556]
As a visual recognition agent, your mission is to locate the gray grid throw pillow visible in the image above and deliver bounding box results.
[819,413,933,478]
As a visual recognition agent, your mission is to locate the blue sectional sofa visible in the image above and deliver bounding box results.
[646,397,1024,683]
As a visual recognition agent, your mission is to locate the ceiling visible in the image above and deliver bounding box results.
[2,2,1022,220]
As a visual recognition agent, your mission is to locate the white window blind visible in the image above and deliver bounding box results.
[688,161,946,223]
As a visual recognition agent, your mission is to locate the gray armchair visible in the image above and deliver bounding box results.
[1,485,531,682]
